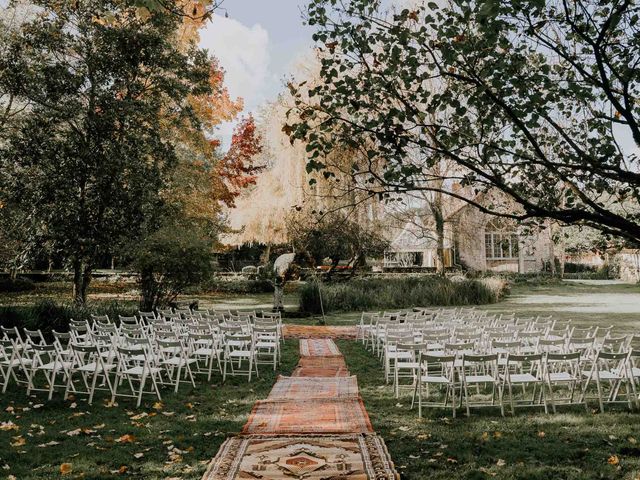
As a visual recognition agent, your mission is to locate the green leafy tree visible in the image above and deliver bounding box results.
[132,222,215,310]
[288,210,389,277]
[0,0,211,305]
[289,0,640,243]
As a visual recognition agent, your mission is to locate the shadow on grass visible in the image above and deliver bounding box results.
[337,340,640,480]
[0,340,299,479]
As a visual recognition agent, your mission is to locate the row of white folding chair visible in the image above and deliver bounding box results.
[402,347,639,418]
[1,332,209,406]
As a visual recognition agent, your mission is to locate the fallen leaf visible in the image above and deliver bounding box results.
[0,421,19,431]
[538,431,546,438]
[496,458,506,467]
[608,455,620,465]
[37,440,61,448]
[60,463,72,475]
[10,436,26,447]
[153,402,164,410]
[134,452,144,459]
[116,434,136,444]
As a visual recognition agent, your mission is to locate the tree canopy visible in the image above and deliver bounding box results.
[288,0,640,244]
[0,0,212,304]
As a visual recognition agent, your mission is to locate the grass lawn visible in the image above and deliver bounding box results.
[338,339,640,480]
[1,280,640,479]
[0,340,299,479]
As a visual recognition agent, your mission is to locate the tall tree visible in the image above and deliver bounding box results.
[0,0,211,305]
[288,0,640,243]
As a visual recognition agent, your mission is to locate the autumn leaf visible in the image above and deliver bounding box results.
[608,455,620,465]
[60,463,72,475]
[10,436,26,447]
[496,459,506,467]
[153,402,164,411]
[538,431,546,438]
[116,434,136,444]
[0,421,19,431]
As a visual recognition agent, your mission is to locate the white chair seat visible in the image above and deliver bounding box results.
[504,373,539,383]
[37,361,73,371]
[420,375,450,384]
[123,366,162,375]
[397,362,420,369]
[548,372,577,382]
[2,359,32,367]
[162,358,197,367]
[229,350,252,358]
[582,370,622,380]
[78,362,115,373]
[466,374,495,383]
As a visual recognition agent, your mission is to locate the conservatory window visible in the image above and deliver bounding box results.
[485,232,520,260]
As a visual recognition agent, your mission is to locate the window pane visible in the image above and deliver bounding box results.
[485,234,492,258]
[494,234,502,258]
[511,234,519,258]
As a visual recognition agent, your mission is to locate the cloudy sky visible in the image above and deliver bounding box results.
[199,0,314,147]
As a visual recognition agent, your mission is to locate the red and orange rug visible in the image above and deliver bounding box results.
[202,337,399,480]
[283,325,358,339]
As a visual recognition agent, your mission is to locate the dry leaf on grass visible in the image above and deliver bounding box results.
[0,421,19,431]
[10,436,26,447]
[60,463,72,475]
[608,455,620,465]
[116,434,136,443]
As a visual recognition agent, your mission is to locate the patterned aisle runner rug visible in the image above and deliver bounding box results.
[283,325,358,339]
[299,338,341,357]
[202,434,399,480]
[268,376,360,401]
[242,398,373,434]
[291,355,350,377]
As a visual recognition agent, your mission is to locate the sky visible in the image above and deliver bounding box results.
[199,0,315,148]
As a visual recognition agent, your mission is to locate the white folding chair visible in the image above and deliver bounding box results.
[253,326,279,370]
[156,338,196,393]
[460,353,504,416]
[412,351,458,418]
[25,343,71,400]
[222,333,257,382]
[543,351,587,413]
[581,350,637,412]
[65,342,115,404]
[500,353,546,414]
[112,343,163,407]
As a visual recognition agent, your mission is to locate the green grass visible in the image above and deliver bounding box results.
[0,340,299,479]
[337,340,640,480]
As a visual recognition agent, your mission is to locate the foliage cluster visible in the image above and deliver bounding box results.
[299,275,506,313]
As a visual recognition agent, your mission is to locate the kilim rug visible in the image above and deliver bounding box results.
[202,337,399,480]
[242,398,373,434]
[297,355,348,370]
[299,338,341,356]
[291,367,350,377]
[267,376,360,401]
[201,434,399,480]
[283,325,358,339]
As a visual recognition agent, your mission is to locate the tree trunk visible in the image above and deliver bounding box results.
[72,259,92,306]
[139,268,156,312]
[431,196,446,276]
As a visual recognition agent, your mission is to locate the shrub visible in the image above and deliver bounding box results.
[132,225,215,310]
[199,277,274,294]
[299,276,507,313]
[0,276,35,293]
[0,299,136,341]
